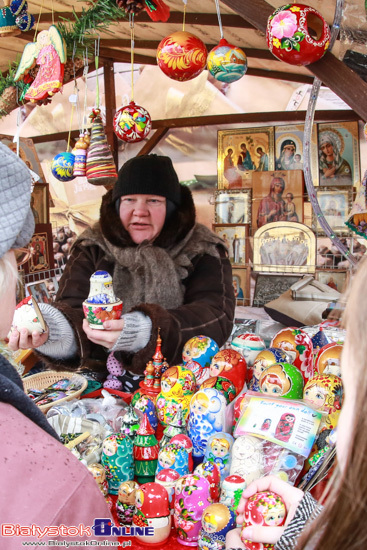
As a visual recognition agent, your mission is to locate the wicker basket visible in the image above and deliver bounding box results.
[23,371,88,413]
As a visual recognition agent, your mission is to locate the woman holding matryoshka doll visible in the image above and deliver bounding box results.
[226,257,367,550]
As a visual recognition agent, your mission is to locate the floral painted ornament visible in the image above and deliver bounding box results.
[51,152,75,182]
[266,4,330,66]
[174,473,212,546]
[100,433,134,494]
[113,100,152,143]
[157,31,208,81]
[241,491,287,550]
[207,38,247,83]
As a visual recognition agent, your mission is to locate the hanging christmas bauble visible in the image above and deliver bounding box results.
[207,38,247,83]
[266,4,330,66]
[10,0,27,16]
[15,12,34,31]
[113,101,152,143]
[51,152,75,182]
[157,31,207,82]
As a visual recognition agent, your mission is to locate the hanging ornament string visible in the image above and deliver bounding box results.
[51,0,54,26]
[66,99,75,154]
[95,37,101,111]
[72,42,83,135]
[33,0,45,42]
[303,0,357,267]
[214,0,224,40]
[182,0,187,32]
[130,13,135,102]
[82,48,89,135]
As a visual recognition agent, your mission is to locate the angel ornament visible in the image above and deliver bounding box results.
[15,25,66,103]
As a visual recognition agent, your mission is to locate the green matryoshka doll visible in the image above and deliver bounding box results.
[156,365,196,426]
[101,433,134,494]
[259,362,304,400]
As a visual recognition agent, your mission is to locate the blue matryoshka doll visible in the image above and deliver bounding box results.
[155,442,189,477]
[182,335,219,387]
[203,432,234,481]
[134,395,158,431]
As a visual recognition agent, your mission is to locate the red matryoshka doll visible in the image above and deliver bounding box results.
[241,491,287,549]
[155,468,180,515]
[259,363,304,400]
[133,482,171,545]
[198,503,235,549]
[194,461,221,502]
[116,480,139,525]
[249,347,290,392]
[271,327,314,384]
[170,434,194,472]
[303,374,343,432]
[156,365,196,426]
[209,349,247,396]
[182,335,219,386]
[314,343,343,377]
[174,474,212,546]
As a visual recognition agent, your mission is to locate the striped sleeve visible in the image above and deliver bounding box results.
[275,492,323,550]
[110,311,152,353]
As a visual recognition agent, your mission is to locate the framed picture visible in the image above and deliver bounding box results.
[232,266,251,305]
[312,187,353,236]
[316,236,367,269]
[317,121,360,187]
[214,189,252,224]
[315,270,348,293]
[253,274,301,307]
[25,281,52,304]
[253,221,316,273]
[0,135,45,183]
[31,183,49,224]
[275,123,318,185]
[213,224,249,265]
[251,170,304,234]
[24,223,54,274]
[217,127,275,189]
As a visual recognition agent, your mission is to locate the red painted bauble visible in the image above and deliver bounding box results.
[113,100,152,143]
[266,4,330,66]
[156,31,208,81]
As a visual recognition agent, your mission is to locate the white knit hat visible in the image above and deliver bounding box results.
[0,142,35,259]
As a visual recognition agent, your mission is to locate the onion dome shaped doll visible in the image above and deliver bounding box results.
[241,491,287,549]
[209,348,247,395]
[220,474,247,513]
[174,473,212,546]
[198,503,235,550]
[116,480,139,525]
[194,461,221,502]
[155,468,180,514]
[170,433,194,472]
[187,388,227,465]
[133,482,171,545]
[271,327,314,384]
[230,435,264,484]
[100,433,134,494]
[203,432,234,481]
[155,442,189,477]
[182,335,219,386]
[249,347,290,392]
[314,343,343,376]
[156,365,196,426]
[259,362,304,400]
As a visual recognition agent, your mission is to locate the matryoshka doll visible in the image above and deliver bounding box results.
[155,468,180,515]
[314,343,343,377]
[209,349,247,395]
[198,503,235,550]
[271,327,314,384]
[230,333,266,381]
[133,482,171,545]
[199,376,236,404]
[230,435,264,484]
[174,473,212,546]
[87,462,108,497]
[134,395,158,431]
[156,365,196,426]
[203,432,234,481]
[249,348,290,392]
[133,414,160,484]
[241,491,287,550]
[303,373,343,432]
[155,442,189,477]
[220,475,247,513]
[182,335,219,386]
[170,433,194,472]
[101,433,134,494]
[194,461,221,502]
[259,362,304,400]
[116,480,139,525]
[187,388,227,465]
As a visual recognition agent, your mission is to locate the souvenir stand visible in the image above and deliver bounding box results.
[2,0,367,548]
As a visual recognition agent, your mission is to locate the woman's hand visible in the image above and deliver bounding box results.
[226,527,246,549]
[7,328,49,351]
[82,318,125,349]
[235,476,304,546]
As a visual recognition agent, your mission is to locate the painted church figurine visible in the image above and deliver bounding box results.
[138,329,169,399]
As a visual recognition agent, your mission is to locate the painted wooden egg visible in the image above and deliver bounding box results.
[182,335,219,386]
[207,38,247,82]
[51,152,75,182]
[259,362,304,400]
[156,31,208,81]
[271,327,314,384]
[266,4,330,66]
[209,349,247,395]
[113,100,152,143]
[314,343,343,376]
[241,491,286,549]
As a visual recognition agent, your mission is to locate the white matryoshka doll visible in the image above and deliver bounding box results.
[241,491,287,550]
[156,365,196,426]
[187,388,227,465]
[133,482,171,545]
[155,442,189,477]
[230,333,266,381]
[271,327,314,385]
[203,432,234,481]
[220,475,247,513]
[230,435,264,484]
[182,335,219,386]
[116,480,139,525]
[198,503,235,550]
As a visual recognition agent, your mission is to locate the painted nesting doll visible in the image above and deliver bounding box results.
[155,468,180,515]
[230,435,264,484]
[209,349,247,395]
[194,461,221,502]
[259,362,304,400]
[133,414,159,484]
[220,475,247,512]
[199,376,236,404]
[87,463,108,497]
[174,474,212,546]
[241,491,287,550]
[249,347,291,392]
[198,503,235,550]
[159,405,187,448]
[314,343,343,377]
[170,434,194,472]
[182,335,219,386]
[303,374,343,432]
[204,432,234,481]
[187,388,227,463]
[156,365,196,426]
[134,395,158,431]
[116,480,139,525]
[271,327,314,384]
[101,433,134,494]
[133,482,171,545]
[230,333,266,369]
[156,442,189,477]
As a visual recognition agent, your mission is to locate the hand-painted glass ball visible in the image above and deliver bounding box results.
[157,31,208,81]
[113,101,152,143]
[266,3,330,66]
[259,362,304,399]
[51,152,75,182]
[207,38,247,83]
[241,491,286,549]
[182,335,219,386]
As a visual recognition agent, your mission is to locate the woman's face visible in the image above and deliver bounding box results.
[321,142,334,157]
[1,251,17,339]
[336,339,357,470]
[283,144,295,157]
[119,194,166,244]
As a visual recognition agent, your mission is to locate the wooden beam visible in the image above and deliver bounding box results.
[102,59,119,167]
[137,128,169,156]
[99,47,155,65]
[220,0,367,121]
[246,68,313,84]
